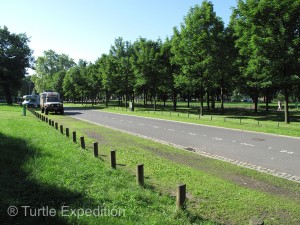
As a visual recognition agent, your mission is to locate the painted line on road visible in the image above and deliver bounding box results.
[240,143,254,147]
[167,129,175,132]
[212,137,223,141]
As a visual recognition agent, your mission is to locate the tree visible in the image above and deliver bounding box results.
[232,0,300,122]
[0,26,33,104]
[109,38,135,108]
[171,1,225,116]
[32,50,75,93]
[131,38,162,110]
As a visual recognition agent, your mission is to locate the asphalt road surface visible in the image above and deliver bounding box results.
[66,108,300,179]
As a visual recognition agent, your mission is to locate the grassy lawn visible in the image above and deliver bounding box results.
[64,101,300,138]
[1,104,300,224]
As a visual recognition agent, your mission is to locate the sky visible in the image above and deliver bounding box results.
[1,0,237,68]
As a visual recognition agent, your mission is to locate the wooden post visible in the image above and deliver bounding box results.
[66,128,69,137]
[80,136,85,149]
[249,216,264,225]
[49,119,51,126]
[72,131,76,143]
[46,117,48,123]
[176,184,186,210]
[55,122,58,130]
[93,142,98,157]
[52,120,54,127]
[60,125,63,134]
[110,150,116,169]
[136,164,144,186]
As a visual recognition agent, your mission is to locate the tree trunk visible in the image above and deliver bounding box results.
[199,91,204,116]
[254,94,258,113]
[211,90,215,109]
[221,86,224,115]
[265,92,269,112]
[131,92,135,111]
[3,85,13,105]
[173,91,177,111]
[206,90,210,110]
[105,90,109,107]
[284,87,290,124]
[153,91,157,111]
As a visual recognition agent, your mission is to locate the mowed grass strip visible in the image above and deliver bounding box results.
[0,105,214,225]
[42,106,300,224]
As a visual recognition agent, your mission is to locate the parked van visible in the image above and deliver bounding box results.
[22,94,40,107]
[40,91,64,115]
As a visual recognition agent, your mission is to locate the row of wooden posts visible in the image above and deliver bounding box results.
[29,109,187,211]
[28,109,265,224]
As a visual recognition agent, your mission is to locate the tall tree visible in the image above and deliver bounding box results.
[0,26,33,104]
[171,1,224,116]
[109,38,135,108]
[131,38,162,110]
[32,50,75,93]
[232,0,300,122]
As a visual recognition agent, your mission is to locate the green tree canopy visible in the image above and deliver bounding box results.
[0,26,33,104]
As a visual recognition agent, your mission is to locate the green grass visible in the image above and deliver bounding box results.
[1,104,300,224]
[64,101,300,137]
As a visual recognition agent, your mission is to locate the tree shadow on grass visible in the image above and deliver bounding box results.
[0,133,101,225]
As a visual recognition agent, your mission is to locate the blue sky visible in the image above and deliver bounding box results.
[1,0,236,65]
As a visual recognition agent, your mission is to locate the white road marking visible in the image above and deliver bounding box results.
[167,129,175,132]
[212,137,223,141]
[188,133,197,136]
[280,150,287,153]
[288,152,294,154]
[152,126,159,129]
[202,135,207,137]
[240,143,254,147]
[268,147,272,149]
[232,140,236,143]
[181,131,185,133]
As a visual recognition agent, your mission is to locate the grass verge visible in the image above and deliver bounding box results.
[25,105,300,224]
[0,105,214,225]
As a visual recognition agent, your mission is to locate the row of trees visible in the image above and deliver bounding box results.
[27,1,300,123]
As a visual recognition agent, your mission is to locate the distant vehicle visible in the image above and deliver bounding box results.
[242,99,253,103]
[40,91,64,115]
[22,94,40,107]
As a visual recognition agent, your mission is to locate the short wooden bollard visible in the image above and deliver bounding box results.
[49,119,51,126]
[93,142,98,157]
[60,125,63,134]
[55,122,58,130]
[249,216,264,225]
[66,128,69,137]
[136,164,144,186]
[176,184,186,210]
[52,120,54,127]
[46,117,48,123]
[80,136,85,149]
[72,131,76,143]
[110,150,116,169]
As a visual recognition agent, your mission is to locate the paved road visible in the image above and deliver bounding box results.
[66,108,300,179]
